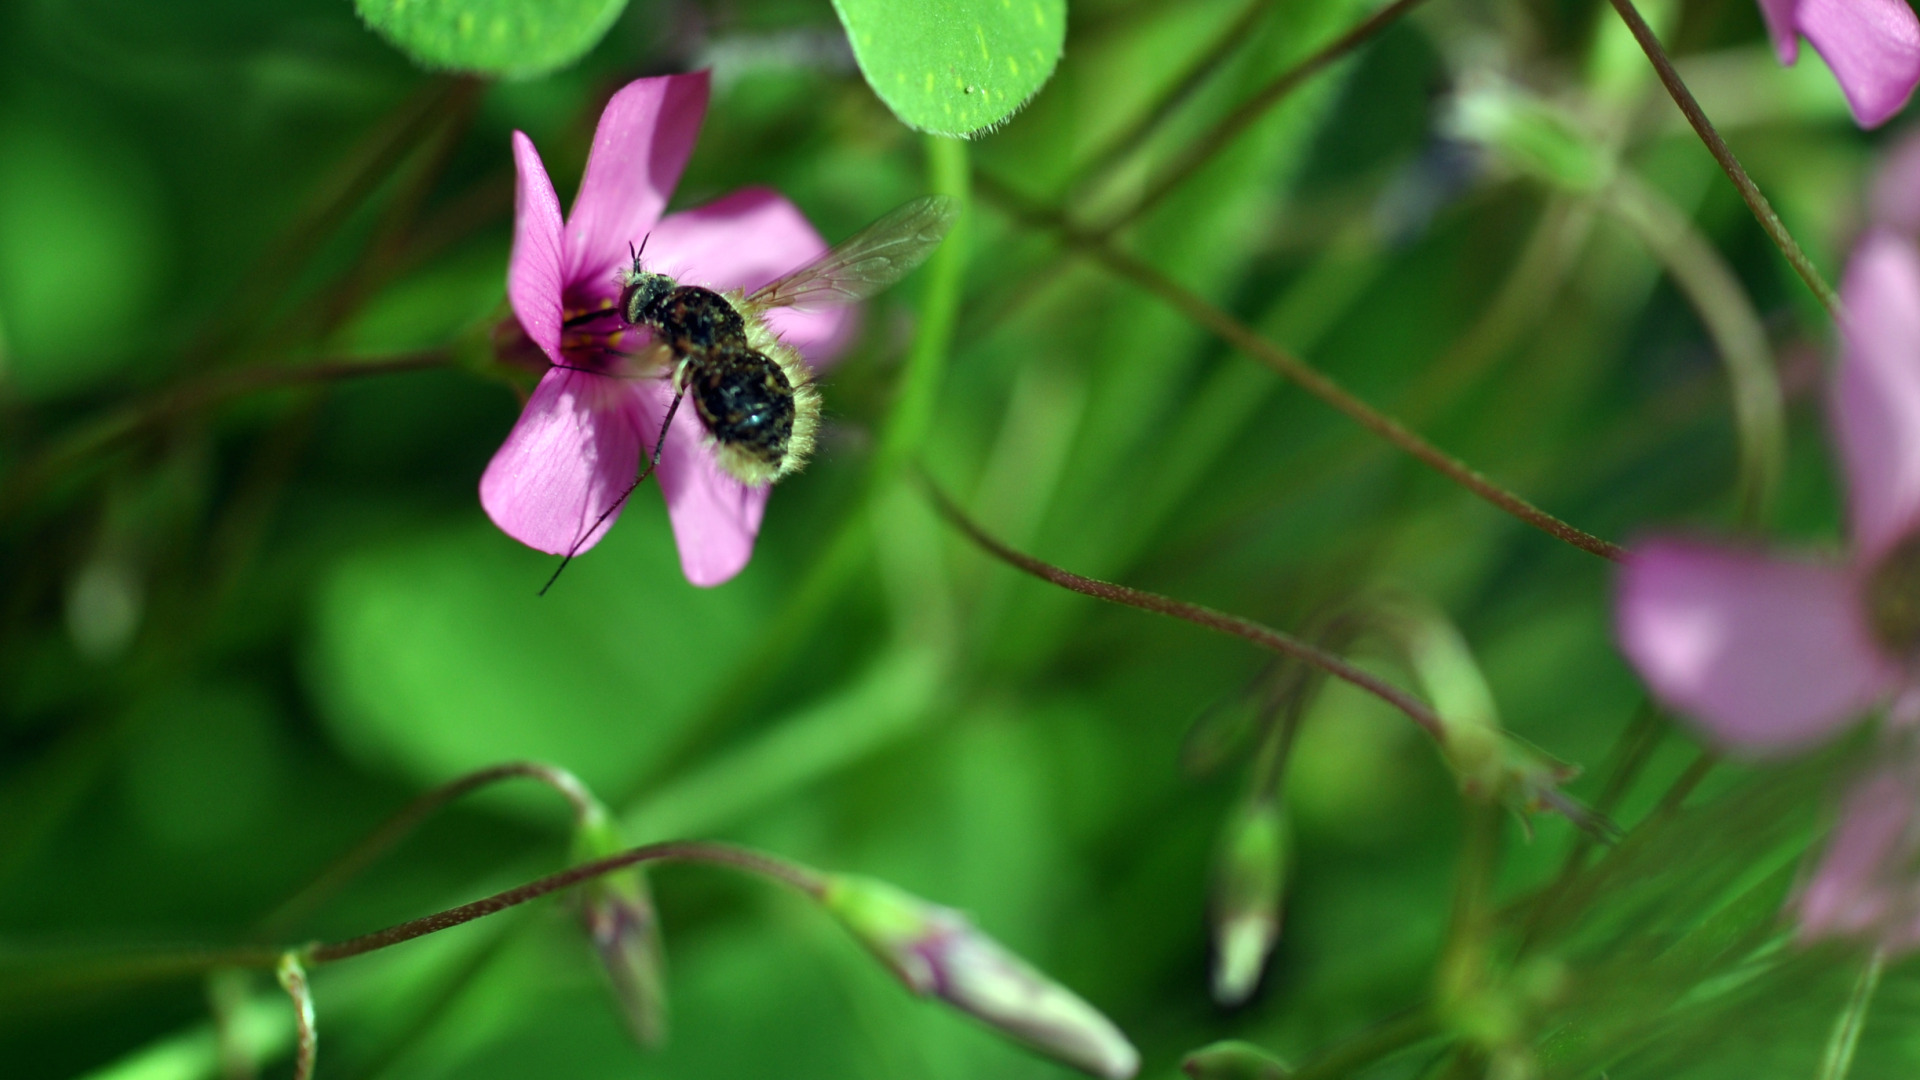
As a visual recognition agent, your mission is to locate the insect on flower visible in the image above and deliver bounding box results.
[583,195,954,485]
[484,72,960,588]
[543,195,957,590]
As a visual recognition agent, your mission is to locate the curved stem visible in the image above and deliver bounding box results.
[308,841,823,964]
[922,477,1444,739]
[2,350,451,516]
[1069,0,1280,194]
[259,760,601,937]
[1603,0,1841,318]
[1607,174,1784,524]
[1093,0,1433,237]
[979,174,1624,562]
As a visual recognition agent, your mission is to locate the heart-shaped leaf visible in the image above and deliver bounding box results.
[354,0,629,79]
[830,0,1066,137]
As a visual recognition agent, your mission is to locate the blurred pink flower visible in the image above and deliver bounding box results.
[1616,229,1920,753]
[1756,0,1920,128]
[1798,766,1920,949]
[1618,226,1920,951]
[483,72,853,586]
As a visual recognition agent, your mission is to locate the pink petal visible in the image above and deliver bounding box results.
[1794,0,1920,127]
[1799,768,1916,940]
[1835,232,1920,562]
[1756,0,1802,65]
[563,72,711,297]
[509,131,567,364]
[1616,539,1895,753]
[646,384,769,587]
[646,187,857,368]
[480,368,649,557]
[1871,128,1920,237]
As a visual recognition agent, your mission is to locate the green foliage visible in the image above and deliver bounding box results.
[354,0,629,78]
[311,512,766,805]
[829,0,1066,136]
[4,2,1917,1080]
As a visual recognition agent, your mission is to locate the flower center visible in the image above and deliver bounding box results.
[559,303,632,373]
[1867,535,1920,656]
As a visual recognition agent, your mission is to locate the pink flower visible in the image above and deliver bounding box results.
[1617,229,1920,949]
[1798,766,1920,948]
[484,72,853,586]
[1616,229,1920,753]
[1756,0,1920,128]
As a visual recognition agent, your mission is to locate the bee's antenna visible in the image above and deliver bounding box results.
[538,387,688,596]
[628,239,639,264]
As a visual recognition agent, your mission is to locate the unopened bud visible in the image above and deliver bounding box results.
[1210,796,1287,1006]
[822,874,1139,1079]
[1380,602,1593,831]
[1181,1039,1290,1080]
[573,810,668,1046]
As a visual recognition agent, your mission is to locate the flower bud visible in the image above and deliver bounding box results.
[1210,795,1287,1006]
[1379,602,1591,832]
[573,810,669,1047]
[1181,1039,1290,1080]
[822,874,1139,1079]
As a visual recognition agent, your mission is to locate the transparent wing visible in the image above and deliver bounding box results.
[745,195,958,312]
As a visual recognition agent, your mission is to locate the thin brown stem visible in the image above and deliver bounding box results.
[260,760,600,937]
[0,842,816,996]
[2,351,451,516]
[1603,0,1841,317]
[979,174,1624,562]
[1069,0,1279,193]
[922,477,1443,739]
[192,78,473,363]
[308,841,824,964]
[0,945,285,997]
[1093,0,1433,237]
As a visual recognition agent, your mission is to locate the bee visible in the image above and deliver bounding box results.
[541,195,957,591]
[590,194,958,486]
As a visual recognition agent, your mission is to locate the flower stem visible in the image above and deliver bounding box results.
[977,173,1625,562]
[307,841,823,964]
[259,760,601,937]
[875,135,971,476]
[1606,174,1784,525]
[1068,0,1280,194]
[1092,0,1433,238]
[1289,1007,1440,1080]
[275,954,316,1080]
[2,351,451,517]
[920,476,1444,739]
[1818,948,1886,1080]
[1603,0,1841,318]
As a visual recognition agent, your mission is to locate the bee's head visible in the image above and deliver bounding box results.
[617,238,673,325]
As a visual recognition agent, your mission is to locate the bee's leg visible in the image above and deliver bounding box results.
[538,387,687,597]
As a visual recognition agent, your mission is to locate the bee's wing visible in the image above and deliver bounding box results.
[745,195,958,313]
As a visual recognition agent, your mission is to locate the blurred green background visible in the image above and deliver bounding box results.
[3,0,1916,1077]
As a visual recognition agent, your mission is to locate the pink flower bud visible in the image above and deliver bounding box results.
[574,814,668,1046]
[823,874,1139,1079]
